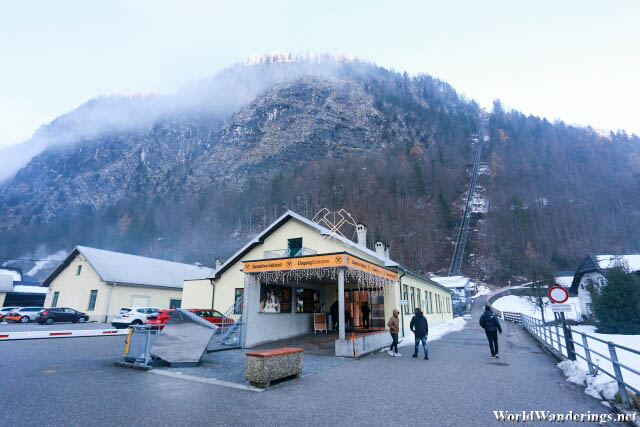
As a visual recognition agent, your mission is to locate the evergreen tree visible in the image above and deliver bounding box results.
[591,267,640,334]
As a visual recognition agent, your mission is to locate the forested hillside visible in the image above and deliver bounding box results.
[1,56,638,282]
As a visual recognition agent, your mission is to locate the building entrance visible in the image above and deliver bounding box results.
[344,289,385,331]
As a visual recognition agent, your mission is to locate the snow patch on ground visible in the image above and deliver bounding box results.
[557,360,620,401]
[473,285,491,297]
[398,317,467,348]
[492,295,582,321]
[477,163,489,175]
[570,326,640,393]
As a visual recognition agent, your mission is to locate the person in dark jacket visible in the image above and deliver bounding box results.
[410,308,429,360]
[479,305,503,358]
[361,301,371,329]
[330,301,339,333]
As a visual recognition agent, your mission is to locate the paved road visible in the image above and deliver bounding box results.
[0,298,609,426]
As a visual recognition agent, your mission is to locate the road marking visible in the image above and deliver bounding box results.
[148,369,265,392]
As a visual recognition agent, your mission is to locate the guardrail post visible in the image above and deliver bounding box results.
[542,320,548,344]
[581,334,594,376]
[608,342,630,409]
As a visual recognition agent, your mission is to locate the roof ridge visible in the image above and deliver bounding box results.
[76,245,213,269]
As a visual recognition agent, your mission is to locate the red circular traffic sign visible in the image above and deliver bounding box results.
[548,286,569,304]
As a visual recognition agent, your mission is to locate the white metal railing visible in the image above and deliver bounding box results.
[219,294,244,347]
[263,247,317,259]
[507,313,640,409]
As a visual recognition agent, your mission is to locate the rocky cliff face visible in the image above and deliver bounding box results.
[0,56,482,278]
[1,58,475,233]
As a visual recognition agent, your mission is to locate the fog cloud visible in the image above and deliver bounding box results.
[0,54,370,183]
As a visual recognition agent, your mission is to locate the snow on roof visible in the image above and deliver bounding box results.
[75,246,214,289]
[595,255,640,272]
[430,276,470,288]
[12,285,48,294]
[554,276,573,288]
[0,268,21,282]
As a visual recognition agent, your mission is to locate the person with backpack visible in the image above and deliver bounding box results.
[410,308,429,360]
[479,305,503,358]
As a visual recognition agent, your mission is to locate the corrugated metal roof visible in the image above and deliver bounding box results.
[54,246,214,289]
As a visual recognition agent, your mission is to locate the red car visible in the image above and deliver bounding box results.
[145,308,232,327]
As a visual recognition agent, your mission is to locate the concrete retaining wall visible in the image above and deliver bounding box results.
[335,331,390,358]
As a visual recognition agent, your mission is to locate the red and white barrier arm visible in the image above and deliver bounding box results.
[0,329,129,341]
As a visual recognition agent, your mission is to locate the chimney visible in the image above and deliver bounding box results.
[385,245,390,259]
[375,241,386,258]
[215,259,224,269]
[356,223,367,247]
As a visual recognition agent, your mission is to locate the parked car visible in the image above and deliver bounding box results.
[112,307,159,329]
[3,307,44,323]
[37,307,89,325]
[0,307,20,321]
[145,308,231,328]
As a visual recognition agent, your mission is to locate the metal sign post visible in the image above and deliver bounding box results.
[548,286,575,360]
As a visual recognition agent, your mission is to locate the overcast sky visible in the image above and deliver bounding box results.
[0,0,638,148]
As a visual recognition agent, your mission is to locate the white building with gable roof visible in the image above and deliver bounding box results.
[42,246,213,322]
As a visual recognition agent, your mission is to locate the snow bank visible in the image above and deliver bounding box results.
[557,360,620,401]
[473,285,491,297]
[570,326,640,393]
[492,295,581,321]
[398,317,466,347]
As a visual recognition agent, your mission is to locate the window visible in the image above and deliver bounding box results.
[65,308,75,314]
[169,299,181,309]
[403,285,409,314]
[52,291,59,307]
[88,290,97,311]
[417,289,422,311]
[410,287,415,312]
[76,265,82,276]
[234,288,244,314]
[429,292,433,314]
[288,237,303,257]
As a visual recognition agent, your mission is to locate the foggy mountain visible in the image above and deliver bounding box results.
[1,54,639,282]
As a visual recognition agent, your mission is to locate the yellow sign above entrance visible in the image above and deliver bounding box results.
[243,253,398,281]
[345,255,399,281]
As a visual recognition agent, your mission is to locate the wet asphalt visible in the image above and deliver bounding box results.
[0,298,611,426]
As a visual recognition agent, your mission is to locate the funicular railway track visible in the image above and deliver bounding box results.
[448,111,489,276]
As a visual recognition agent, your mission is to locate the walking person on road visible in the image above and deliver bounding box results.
[479,305,502,358]
[410,308,429,360]
[387,309,401,357]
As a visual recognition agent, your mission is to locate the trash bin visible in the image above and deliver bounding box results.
[123,325,161,366]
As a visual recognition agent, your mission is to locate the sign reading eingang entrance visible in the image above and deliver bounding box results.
[243,252,399,281]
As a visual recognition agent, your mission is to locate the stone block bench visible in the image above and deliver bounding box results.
[245,347,303,388]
